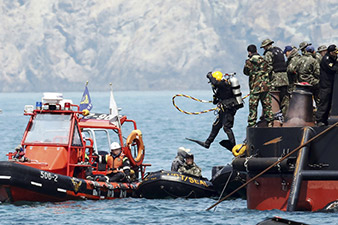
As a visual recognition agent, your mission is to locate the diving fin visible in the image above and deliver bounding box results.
[186,138,210,149]
[219,140,234,152]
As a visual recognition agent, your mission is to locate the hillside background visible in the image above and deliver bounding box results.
[1,0,337,92]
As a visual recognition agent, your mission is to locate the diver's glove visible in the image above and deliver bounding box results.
[206,72,212,80]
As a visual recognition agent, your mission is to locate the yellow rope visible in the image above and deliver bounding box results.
[172,94,217,115]
[172,93,250,115]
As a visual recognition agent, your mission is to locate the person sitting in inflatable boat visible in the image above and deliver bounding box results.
[171,147,191,171]
[178,153,202,177]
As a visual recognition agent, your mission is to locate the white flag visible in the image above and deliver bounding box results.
[109,84,119,119]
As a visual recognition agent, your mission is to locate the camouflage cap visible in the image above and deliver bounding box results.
[299,41,311,51]
[317,45,327,52]
[260,39,274,48]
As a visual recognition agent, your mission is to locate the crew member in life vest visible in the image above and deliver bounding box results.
[106,142,131,182]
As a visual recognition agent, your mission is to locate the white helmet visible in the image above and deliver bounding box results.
[110,142,121,150]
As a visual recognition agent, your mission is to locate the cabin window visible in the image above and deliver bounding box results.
[93,130,111,154]
[82,128,120,155]
[25,114,71,144]
[72,121,83,146]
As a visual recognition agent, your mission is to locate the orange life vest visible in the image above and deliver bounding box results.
[106,153,125,172]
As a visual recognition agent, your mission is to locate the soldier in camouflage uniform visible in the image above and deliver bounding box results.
[316,45,327,64]
[284,46,301,93]
[261,39,289,117]
[299,41,311,55]
[178,154,202,177]
[296,45,320,105]
[244,44,274,127]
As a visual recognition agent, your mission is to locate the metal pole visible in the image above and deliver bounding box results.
[286,127,314,211]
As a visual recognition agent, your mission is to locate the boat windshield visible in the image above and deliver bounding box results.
[25,114,72,144]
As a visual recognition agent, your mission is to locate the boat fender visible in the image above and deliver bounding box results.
[232,144,247,157]
[229,76,244,109]
[126,129,145,166]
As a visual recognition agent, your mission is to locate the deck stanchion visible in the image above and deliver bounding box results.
[286,127,314,211]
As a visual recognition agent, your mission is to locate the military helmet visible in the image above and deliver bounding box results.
[299,41,311,51]
[212,71,223,81]
[317,45,327,52]
[260,39,274,48]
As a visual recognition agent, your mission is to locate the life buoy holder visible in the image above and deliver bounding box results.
[125,129,145,166]
[232,144,247,157]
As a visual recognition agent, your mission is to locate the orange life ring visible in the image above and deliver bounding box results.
[125,129,145,166]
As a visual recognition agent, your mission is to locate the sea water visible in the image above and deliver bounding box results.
[0,91,336,225]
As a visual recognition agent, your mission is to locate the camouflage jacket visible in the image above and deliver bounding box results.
[264,46,289,87]
[286,48,301,90]
[315,52,322,64]
[296,52,320,86]
[178,162,202,177]
[243,54,271,94]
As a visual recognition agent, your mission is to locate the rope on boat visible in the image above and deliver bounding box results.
[172,94,250,115]
[206,121,338,211]
[213,169,234,212]
[162,186,196,198]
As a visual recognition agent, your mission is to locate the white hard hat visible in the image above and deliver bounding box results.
[110,142,121,150]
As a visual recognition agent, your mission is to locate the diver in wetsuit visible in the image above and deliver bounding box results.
[188,71,240,150]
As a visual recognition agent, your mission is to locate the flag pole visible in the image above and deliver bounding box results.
[86,80,89,86]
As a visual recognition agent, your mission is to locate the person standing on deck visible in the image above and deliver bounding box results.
[261,39,289,117]
[244,44,274,127]
[316,45,338,126]
[284,46,301,93]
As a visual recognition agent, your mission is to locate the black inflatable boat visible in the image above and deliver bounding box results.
[210,164,246,199]
[137,170,217,199]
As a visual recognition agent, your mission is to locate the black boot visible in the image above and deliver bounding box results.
[186,138,210,149]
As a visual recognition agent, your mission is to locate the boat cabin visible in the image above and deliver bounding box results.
[7,93,148,180]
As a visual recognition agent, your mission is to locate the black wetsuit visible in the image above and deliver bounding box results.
[205,73,238,149]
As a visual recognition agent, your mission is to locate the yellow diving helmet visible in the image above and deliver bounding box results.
[212,71,223,81]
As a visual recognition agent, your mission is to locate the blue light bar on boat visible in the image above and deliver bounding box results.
[36,101,42,110]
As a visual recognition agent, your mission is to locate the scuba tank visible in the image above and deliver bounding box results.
[228,74,244,108]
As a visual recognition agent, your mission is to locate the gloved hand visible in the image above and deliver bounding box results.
[206,72,212,79]
[213,95,218,105]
